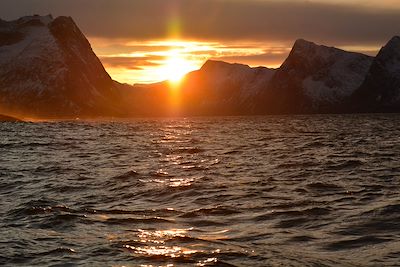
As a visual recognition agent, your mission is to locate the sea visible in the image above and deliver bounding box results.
[1,114,400,266]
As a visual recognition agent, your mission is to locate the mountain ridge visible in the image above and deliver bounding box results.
[1,15,400,118]
[351,36,400,112]
[254,38,374,114]
[0,15,124,118]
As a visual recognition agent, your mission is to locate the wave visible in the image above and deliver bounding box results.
[2,115,400,265]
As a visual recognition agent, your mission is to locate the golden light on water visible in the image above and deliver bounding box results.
[140,177,195,188]
[121,228,200,260]
[112,227,230,266]
[137,228,189,243]
[124,245,198,258]
[108,226,228,266]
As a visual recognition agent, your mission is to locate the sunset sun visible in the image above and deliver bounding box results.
[162,50,195,83]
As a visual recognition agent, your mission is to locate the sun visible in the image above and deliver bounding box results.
[165,56,190,82]
[161,50,196,84]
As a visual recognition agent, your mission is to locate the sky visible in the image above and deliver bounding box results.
[1,0,400,84]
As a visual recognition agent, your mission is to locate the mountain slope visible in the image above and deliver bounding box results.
[0,15,122,118]
[351,36,400,112]
[256,39,373,114]
[1,16,398,117]
[125,60,276,116]
[179,60,275,115]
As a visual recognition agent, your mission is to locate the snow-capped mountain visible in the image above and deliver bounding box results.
[179,60,275,115]
[126,60,276,116]
[352,36,400,112]
[1,15,399,117]
[0,15,122,117]
[127,37,400,116]
[195,60,275,100]
[256,39,374,113]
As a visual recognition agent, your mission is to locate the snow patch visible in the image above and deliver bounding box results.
[291,41,373,103]
[200,60,275,104]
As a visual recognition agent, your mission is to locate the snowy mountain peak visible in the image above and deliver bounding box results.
[49,16,95,63]
[352,36,400,110]
[289,38,345,62]
[265,39,373,112]
[374,36,400,76]
[292,39,317,50]
[291,39,337,55]
[200,60,251,72]
[17,15,54,26]
[0,15,55,29]
[386,36,400,47]
[198,60,274,85]
[381,36,400,57]
[0,15,121,117]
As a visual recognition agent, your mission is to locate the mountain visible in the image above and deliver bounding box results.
[0,15,123,118]
[351,36,400,112]
[126,60,276,116]
[1,15,399,117]
[178,60,275,115]
[256,39,374,114]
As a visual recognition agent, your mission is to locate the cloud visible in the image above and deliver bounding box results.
[2,0,397,84]
[1,0,399,46]
[99,56,164,70]
[92,38,286,83]
[97,39,291,81]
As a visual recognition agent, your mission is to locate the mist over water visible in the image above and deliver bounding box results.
[1,114,400,266]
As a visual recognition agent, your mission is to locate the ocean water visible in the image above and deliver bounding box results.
[1,114,400,266]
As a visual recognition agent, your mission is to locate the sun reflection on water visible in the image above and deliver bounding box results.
[137,228,189,243]
[121,228,202,260]
[140,264,174,267]
[124,244,198,258]
[139,177,195,187]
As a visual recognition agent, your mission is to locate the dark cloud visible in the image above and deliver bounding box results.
[0,0,399,45]
[95,44,174,55]
[99,55,165,70]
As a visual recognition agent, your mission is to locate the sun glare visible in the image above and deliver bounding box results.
[161,50,196,84]
[94,39,279,84]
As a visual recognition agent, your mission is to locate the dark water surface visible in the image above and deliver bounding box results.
[1,114,400,266]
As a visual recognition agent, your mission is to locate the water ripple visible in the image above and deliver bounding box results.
[1,114,400,266]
